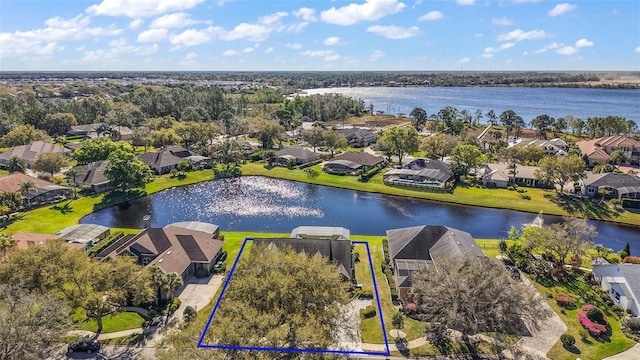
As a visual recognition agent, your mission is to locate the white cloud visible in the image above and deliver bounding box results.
[170,28,211,46]
[556,45,577,55]
[150,12,197,28]
[223,49,239,56]
[324,54,341,61]
[242,47,254,53]
[458,57,470,64]
[293,7,317,22]
[456,0,475,5]
[259,11,288,26]
[492,16,513,26]
[285,43,302,49]
[496,29,549,42]
[548,3,576,17]
[636,46,640,53]
[287,22,309,33]
[321,0,406,26]
[482,42,515,58]
[367,25,419,39]
[474,33,484,38]
[264,47,275,54]
[87,0,205,18]
[301,50,334,57]
[575,38,594,48]
[323,36,341,45]
[222,23,271,42]
[129,19,144,29]
[368,50,384,61]
[137,28,168,42]
[82,41,158,63]
[419,11,443,21]
[510,0,541,3]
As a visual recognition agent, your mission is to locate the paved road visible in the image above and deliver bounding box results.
[46,344,150,360]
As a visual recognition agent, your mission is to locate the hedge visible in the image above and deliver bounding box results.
[360,305,377,319]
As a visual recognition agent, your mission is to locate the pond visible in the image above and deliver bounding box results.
[80,176,640,251]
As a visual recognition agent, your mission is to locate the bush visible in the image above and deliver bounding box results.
[554,293,576,309]
[166,297,182,315]
[624,317,640,333]
[587,307,605,323]
[611,305,626,319]
[578,304,608,337]
[212,262,227,274]
[360,305,377,319]
[560,334,576,347]
[623,256,640,264]
[183,306,197,323]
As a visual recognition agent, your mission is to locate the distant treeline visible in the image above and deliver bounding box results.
[3,71,639,90]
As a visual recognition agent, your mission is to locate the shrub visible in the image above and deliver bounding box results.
[560,334,575,347]
[578,304,608,337]
[360,305,377,319]
[611,305,626,319]
[166,297,182,315]
[623,256,640,264]
[624,317,640,334]
[183,306,197,323]
[587,307,605,323]
[554,293,576,309]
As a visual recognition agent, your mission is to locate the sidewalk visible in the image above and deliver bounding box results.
[602,343,640,360]
[66,326,159,341]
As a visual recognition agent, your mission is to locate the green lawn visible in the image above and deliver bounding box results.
[71,308,146,334]
[531,273,637,360]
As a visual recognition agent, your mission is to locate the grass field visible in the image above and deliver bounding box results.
[72,308,146,334]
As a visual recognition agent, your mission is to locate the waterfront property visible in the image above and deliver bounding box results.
[577,136,640,166]
[0,141,70,168]
[290,226,350,240]
[323,151,385,175]
[0,173,71,208]
[71,160,111,193]
[252,237,355,283]
[526,138,568,157]
[336,127,377,148]
[579,172,640,204]
[481,163,543,188]
[592,262,640,316]
[97,220,223,281]
[54,223,110,246]
[138,146,210,175]
[274,145,321,167]
[386,225,485,300]
[383,158,453,189]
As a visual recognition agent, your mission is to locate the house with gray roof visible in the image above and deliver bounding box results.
[138,146,210,175]
[337,127,377,147]
[98,221,223,281]
[55,223,110,246]
[481,163,543,188]
[579,172,640,204]
[324,151,385,175]
[0,141,70,167]
[592,264,640,316]
[386,225,485,300]
[383,158,453,189]
[71,160,111,193]
[252,237,354,283]
[527,138,568,156]
[274,145,321,167]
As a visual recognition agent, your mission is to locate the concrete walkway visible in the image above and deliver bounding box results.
[67,326,159,341]
[602,343,640,360]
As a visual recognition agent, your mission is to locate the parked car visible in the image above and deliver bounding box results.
[505,265,521,279]
[68,338,101,353]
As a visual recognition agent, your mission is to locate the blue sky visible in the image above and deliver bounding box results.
[1,0,638,71]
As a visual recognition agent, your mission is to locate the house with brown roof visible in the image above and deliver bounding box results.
[323,151,385,175]
[481,163,544,188]
[138,146,210,175]
[0,232,84,261]
[0,141,70,167]
[274,145,321,167]
[577,136,640,166]
[386,225,485,300]
[0,173,71,208]
[97,221,223,281]
[71,160,111,193]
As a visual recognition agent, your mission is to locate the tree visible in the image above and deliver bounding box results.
[377,126,420,167]
[0,284,71,360]
[213,139,243,173]
[420,134,458,160]
[301,126,325,152]
[6,156,26,174]
[217,110,235,135]
[32,152,68,178]
[73,137,133,165]
[569,116,585,137]
[486,109,497,125]
[251,118,284,150]
[19,180,38,199]
[499,110,523,142]
[183,306,197,323]
[0,124,50,147]
[529,114,555,140]
[449,144,484,178]
[105,148,151,191]
[508,162,518,186]
[0,192,22,226]
[609,150,628,168]
[410,255,550,340]
[150,128,181,148]
[201,244,352,358]
[0,233,15,259]
[409,107,428,130]
[132,126,152,152]
[163,272,183,300]
[620,242,631,259]
[535,155,586,194]
[41,112,77,135]
[322,129,348,158]
[522,218,597,268]
[392,312,405,338]
[65,168,81,199]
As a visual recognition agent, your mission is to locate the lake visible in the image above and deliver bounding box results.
[81,177,640,251]
[303,87,640,121]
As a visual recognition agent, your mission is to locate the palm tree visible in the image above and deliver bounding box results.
[65,168,81,199]
[163,272,184,300]
[499,110,522,142]
[19,180,38,208]
[7,156,26,174]
[149,266,168,305]
[609,150,628,168]
[0,192,22,227]
[0,233,15,259]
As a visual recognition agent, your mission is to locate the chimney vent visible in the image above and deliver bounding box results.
[143,215,151,229]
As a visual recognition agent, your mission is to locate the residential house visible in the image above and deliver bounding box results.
[579,172,640,202]
[592,263,640,316]
[67,123,133,141]
[323,151,385,175]
[383,158,453,189]
[290,226,350,240]
[386,225,485,300]
[481,163,544,188]
[274,145,321,167]
[55,223,110,247]
[138,146,210,175]
[0,232,84,260]
[71,160,111,193]
[337,127,377,147]
[0,141,70,167]
[527,138,568,156]
[97,221,223,281]
[0,173,71,208]
[252,237,354,283]
[577,136,640,166]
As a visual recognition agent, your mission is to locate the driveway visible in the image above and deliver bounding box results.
[172,274,223,323]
